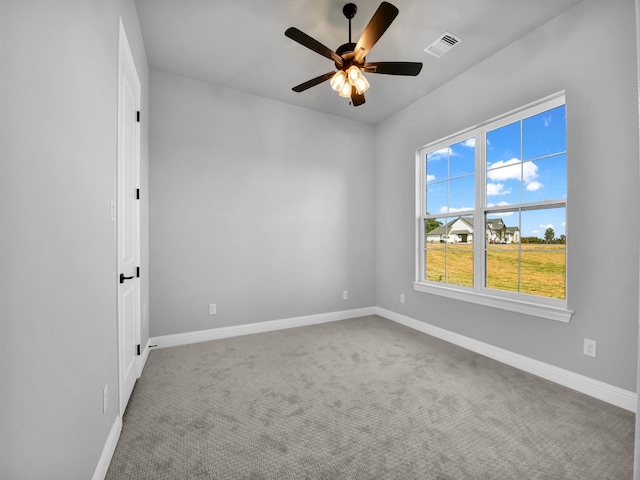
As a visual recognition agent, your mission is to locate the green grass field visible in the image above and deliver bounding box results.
[425,243,566,299]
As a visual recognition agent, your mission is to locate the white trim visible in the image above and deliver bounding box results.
[376,307,635,412]
[413,281,573,323]
[91,415,122,480]
[149,307,377,349]
[137,338,151,378]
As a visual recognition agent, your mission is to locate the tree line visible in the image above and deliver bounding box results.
[522,227,566,244]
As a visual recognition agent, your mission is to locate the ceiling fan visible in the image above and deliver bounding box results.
[284,2,422,107]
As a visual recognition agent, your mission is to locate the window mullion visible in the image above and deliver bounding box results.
[473,129,485,291]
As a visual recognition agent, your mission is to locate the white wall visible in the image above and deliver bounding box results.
[149,71,376,336]
[0,1,149,478]
[376,0,639,391]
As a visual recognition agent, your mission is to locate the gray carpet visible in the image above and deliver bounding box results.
[106,315,634,479]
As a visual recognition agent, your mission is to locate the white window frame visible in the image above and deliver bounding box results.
[414,92,573,323]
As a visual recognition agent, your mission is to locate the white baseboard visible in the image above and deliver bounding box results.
[376,307,636,412]
[149,307,377,349]
[92,414,122,480]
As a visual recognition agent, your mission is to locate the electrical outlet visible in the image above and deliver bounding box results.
[400,294,405,304]
[343,290,348,300]
[103,385,108,414]
[209,304,217,315]
[583,339,597,358]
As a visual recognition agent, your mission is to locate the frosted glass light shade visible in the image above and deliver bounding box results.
[339,82,352,98]
[347,65,360,86]
[355,74,370,94]
[330,71,346,92]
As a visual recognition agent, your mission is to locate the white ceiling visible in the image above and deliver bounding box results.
[134,0,583,124]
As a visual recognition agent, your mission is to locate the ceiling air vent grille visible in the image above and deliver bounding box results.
[425,32,462,58]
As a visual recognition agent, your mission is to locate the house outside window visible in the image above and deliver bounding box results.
[415,93,571,322]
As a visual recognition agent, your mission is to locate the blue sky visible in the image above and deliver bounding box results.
[426,105,566,239]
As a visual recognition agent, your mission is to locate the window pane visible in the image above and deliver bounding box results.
[449,138,475,177]
[425,217,445,238]
[426,229,446,282]
[522,155,567,204]
[521,250,566,299]
[449,176,474,213]
[520,207,566,244]
[426,151,447,185]
[523,105,566,160]
[486,161,521,206]
[486,250,519,292]
[425,217,448,282]
[486,213,519,247]
[487,121,521,165]
[449,216,474,244]
[426,181,447,215]
[519,208,566,299]
[425,216,474,286]
[447,245,473,287]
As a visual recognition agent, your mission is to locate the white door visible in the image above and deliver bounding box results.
[117,19,141,417]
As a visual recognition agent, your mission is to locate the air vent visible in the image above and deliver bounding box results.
[425,31,462,58]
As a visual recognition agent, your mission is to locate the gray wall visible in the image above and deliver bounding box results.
[149,71,376,337]
[376,0,639,392]
[0,1,149,478]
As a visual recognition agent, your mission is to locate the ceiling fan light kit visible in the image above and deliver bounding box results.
[285,1,422,107]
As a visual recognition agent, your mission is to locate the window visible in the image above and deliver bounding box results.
[416,93,571,322]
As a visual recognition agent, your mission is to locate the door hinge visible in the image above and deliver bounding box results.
[136,344,141,356]
[136,188,140,200]
[136,110,140,123]
[136,266,140,278]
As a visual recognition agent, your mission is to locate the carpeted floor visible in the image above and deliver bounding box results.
[106,315,634,479]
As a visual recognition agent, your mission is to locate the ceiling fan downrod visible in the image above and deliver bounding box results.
[343,3,357,44]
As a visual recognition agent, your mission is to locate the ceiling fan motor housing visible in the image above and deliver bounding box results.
[335,42,361,70]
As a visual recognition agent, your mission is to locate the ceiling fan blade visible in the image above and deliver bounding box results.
[363,62,423,76]
[353,2,399,64]
[292,72,336,92]
[351,90,366,107]
[285,27,343,67]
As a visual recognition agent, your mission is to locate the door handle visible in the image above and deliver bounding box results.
[120,273,135,284]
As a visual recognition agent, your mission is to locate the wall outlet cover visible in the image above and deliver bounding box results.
[583,339,597,358]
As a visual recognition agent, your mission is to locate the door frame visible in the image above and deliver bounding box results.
[117,17,141,418]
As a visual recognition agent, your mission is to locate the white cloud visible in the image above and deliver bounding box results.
[560,222,566,227]
[541,224,554,229]
[487,158,539,186]
[486,183,511,196]
[462,138,475,148]
[438,206,473,214]
[544,114,552,127]
[531,229,540,235]
[526,181,544,191]
[427,147,455,162]
[426,174,436,182]
[486,201,512,208]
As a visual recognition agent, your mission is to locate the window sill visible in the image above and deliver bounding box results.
[413,282,573,323]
